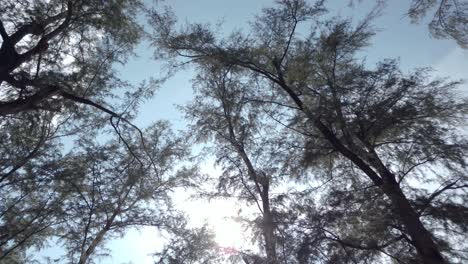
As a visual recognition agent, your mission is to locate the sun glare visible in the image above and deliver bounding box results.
[211,217,245,248]
[176,163,257,252]
[180,196,250,250]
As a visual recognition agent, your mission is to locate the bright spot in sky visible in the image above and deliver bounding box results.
[173,161,257,254]
[180,197,250,249]
[211,214,245,248]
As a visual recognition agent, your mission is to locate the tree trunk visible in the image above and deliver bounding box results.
[78,200,121,264]
[262,194,278,264]
[308,114,447,263]
[238,70,446,262]
[78,227,109,264]
[381,180,446,264]
[366,149,447,264]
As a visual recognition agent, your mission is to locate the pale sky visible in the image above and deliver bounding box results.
[38,0,468,263]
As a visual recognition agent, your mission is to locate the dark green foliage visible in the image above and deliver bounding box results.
[55,122,189,264]
[1,0,467,263]
[0,0,147,117]
[151,0,468,262]
[0,112,64,258]
[155,225,226,264]
[0,1,183,262]
[408,0,468,48]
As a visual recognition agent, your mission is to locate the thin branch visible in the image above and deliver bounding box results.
[0,18,9,41]
[243,98,300,110]
[418,178,467,215]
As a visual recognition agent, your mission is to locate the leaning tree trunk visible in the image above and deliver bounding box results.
[302,107,447,263]
[78,209,119,264]
[222,60,446,262]
[380,172,446,264]
[265,71,447,262]
[78,227,109,264]
[77,189,125,264]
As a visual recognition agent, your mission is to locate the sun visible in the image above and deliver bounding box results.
[174,161,253,251]
[200,198,248,249]
[179,196,249,249]
[210,216,245,248]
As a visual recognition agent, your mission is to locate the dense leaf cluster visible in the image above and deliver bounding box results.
[1,0,467,263]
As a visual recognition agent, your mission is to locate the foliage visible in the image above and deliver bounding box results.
[55,121,189,264]
[0,1,181,262]
[1,0,468,263]
[408,0,468,48]
[155,224,227,264]
[150,0,468,263]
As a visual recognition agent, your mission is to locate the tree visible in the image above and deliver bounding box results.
[0,0,157,180]
[0,119,194,263]
[150,0,468,263]
[54,121,190,264]
[154,224,227,264]
[184,65,283,263]
[183,57,386,264]
[0,1,164,259]
[182,51,417,264]
[0,0,146,116]
[407,0,468,48]
[0,111,65,259]
[353,0,468,48]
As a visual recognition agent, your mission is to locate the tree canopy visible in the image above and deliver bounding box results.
[1,0,467,263]
[0,0,184,262]
[407,0,468,48]
[150,0,468,263]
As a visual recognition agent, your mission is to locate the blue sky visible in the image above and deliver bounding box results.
[125,0,464,129]
[39,0,468,263]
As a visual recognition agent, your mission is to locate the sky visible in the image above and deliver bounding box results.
[39,0,468,263]
[124,0,466,130]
